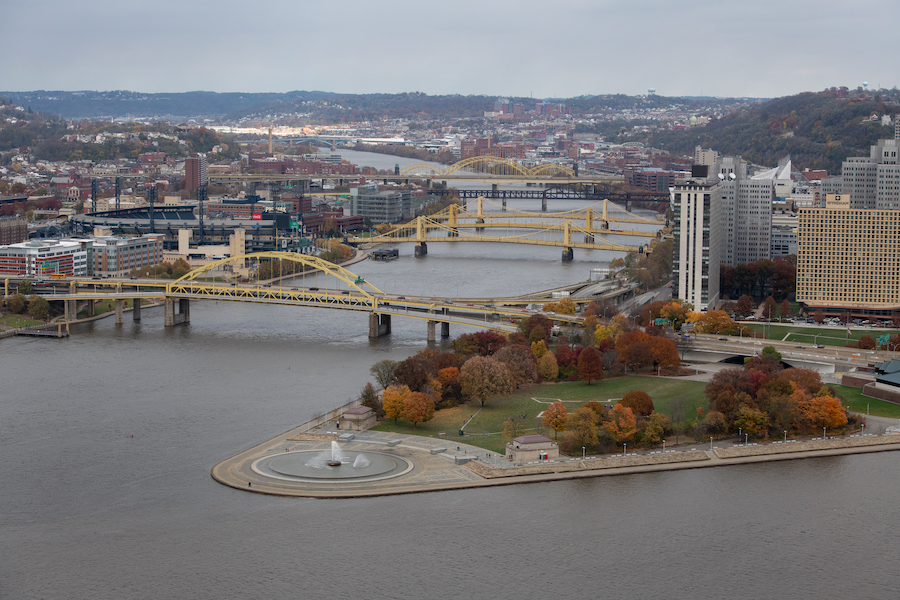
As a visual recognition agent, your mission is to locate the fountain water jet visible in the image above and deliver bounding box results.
[327,440,345,466]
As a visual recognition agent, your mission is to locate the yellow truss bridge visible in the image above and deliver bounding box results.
[398,156,577,178]
[33,253,583,338]
[364,198,667,257]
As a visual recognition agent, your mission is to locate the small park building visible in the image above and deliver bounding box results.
[506,434,559,462]
[339,406,377,431]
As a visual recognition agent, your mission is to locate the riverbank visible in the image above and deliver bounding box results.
[212,419,900,499]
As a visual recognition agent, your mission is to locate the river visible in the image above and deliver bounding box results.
[2,203,900,599]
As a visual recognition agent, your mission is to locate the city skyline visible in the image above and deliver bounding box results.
[2,0,898,99]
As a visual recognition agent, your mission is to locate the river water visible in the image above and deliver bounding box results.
[3,206,900,598]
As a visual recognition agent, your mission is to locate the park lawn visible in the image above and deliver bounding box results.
[0,313,43,327]
[371,376,709,454]
[745,324,894,347]
[827,384,900,419]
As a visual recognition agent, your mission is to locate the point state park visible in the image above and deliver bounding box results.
[213,375,900,498]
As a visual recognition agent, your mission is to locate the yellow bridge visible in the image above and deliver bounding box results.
[365,198,668,260]
[28,253,584,340]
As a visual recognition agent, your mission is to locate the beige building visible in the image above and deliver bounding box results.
[505,435,559,462]
[797,194,900,317]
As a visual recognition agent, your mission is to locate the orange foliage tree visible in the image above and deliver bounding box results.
[542,401,569,439]
[603,404,637,444]
[620,391,654,417]
[402,392,435,428]
[791,389,848,432]
[382,384,411,423]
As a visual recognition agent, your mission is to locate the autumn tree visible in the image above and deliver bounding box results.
[28,295,50,321]
[577,346,604,384]
[734,404,769,437]
[392,356,430,392]
[556,297,577,315]
[763,296,778,321]
[857,335,876,350]
[520,314,553,339]
[643,411,671,447]
[620,391,654,417]
[382,384,410,423]
[494,344,538,386]
[687,310,747,335]
[531,340,548,359]
[565,406,600,450]
[359,382,380,413]
[735,294,754,316]
[369,359,398,390]
[542,401,569,439]
[618,341,654,372]
[647,336,680,370]
[779,299,791,318]
[791,389,848,431]
[458,356,515,406]
[603,404,637,444]
[537,351,559,381]
[452,330,507,357]
[7,292,26,314]
[402,392,435,428]
[813,310,825,324]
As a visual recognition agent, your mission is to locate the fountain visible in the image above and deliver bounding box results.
[257,440,410,482]
[326,441,345,466]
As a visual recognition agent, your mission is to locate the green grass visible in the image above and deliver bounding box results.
[828,384,900,419]
[0,313,43,327]
[745,324,895,347]
[371,376,709,453]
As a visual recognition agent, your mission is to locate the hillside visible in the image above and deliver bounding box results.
[637,89,900,173]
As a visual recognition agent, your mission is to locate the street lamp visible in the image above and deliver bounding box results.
[662,439,666,452]
[745,433,748,445]
[823,426,826,440]
[783,430,787,443]
[582,446,585,459]
[623,443,627,456]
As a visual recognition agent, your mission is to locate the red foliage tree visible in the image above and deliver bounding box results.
[576,346,604,384]
[620,391,654,417]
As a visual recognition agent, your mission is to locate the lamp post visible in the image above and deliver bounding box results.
[783,430,787,443]
[582,446,585,459]
[662,439,666,452]
[710,437,713,450]
[623,443,627,456]
[745,433,748,445]
[823,426,826,440]
[739,426,742,443]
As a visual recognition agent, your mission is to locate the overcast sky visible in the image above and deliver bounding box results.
[2,0,897,99]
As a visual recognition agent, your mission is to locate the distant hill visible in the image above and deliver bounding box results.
[637,89,900,173]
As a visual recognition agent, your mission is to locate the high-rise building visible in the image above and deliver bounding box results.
[672,165,723,311]
[840,121,900,209]
[184,153,209,193]
[796,194,900,316]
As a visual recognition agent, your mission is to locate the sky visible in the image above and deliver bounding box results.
[2,0,898,99]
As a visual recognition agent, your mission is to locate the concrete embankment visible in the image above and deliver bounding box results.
[212,423,900,499]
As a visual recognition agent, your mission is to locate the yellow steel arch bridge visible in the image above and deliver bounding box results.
[364,197,667,254]
[38,253,585,335]
[399,157,575,178]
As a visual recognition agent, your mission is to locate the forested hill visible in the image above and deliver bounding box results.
[640,90,900,173]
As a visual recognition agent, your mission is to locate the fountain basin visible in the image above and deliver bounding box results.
[253,449,412,482]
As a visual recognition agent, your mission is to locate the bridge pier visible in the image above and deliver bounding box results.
[441,322,450,338]
[541,195,547,211]
[584,234,594,244]
[164,298,190,327]
[491,183,498,197]
[502,191,507,210]
[133,299,141,321]
[368,313,392,338]
[562,247,574,262]
[115,299,123,325]
[64,299,77,322]
[427,320,436,342]
[414,242,428,257]
[475,218,484,233]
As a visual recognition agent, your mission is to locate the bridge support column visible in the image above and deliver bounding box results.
[502,192,507,210]
[491,183,498,197]
[164,298,190,327]
[475,218,484,233]
[425,179,431,189]
[541,195,547,211]
[427,320,436,342]
[115,299,123,325]
[441,322,450,338]
[368,313,392,338]
[562,247,574,262]
[584,234,594,243]
[133,299,141,321]
[64,299,77,322]
[447,228,458,238]
[414,242,427,257]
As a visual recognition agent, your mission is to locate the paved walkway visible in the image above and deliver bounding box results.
[211,420,900,499]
